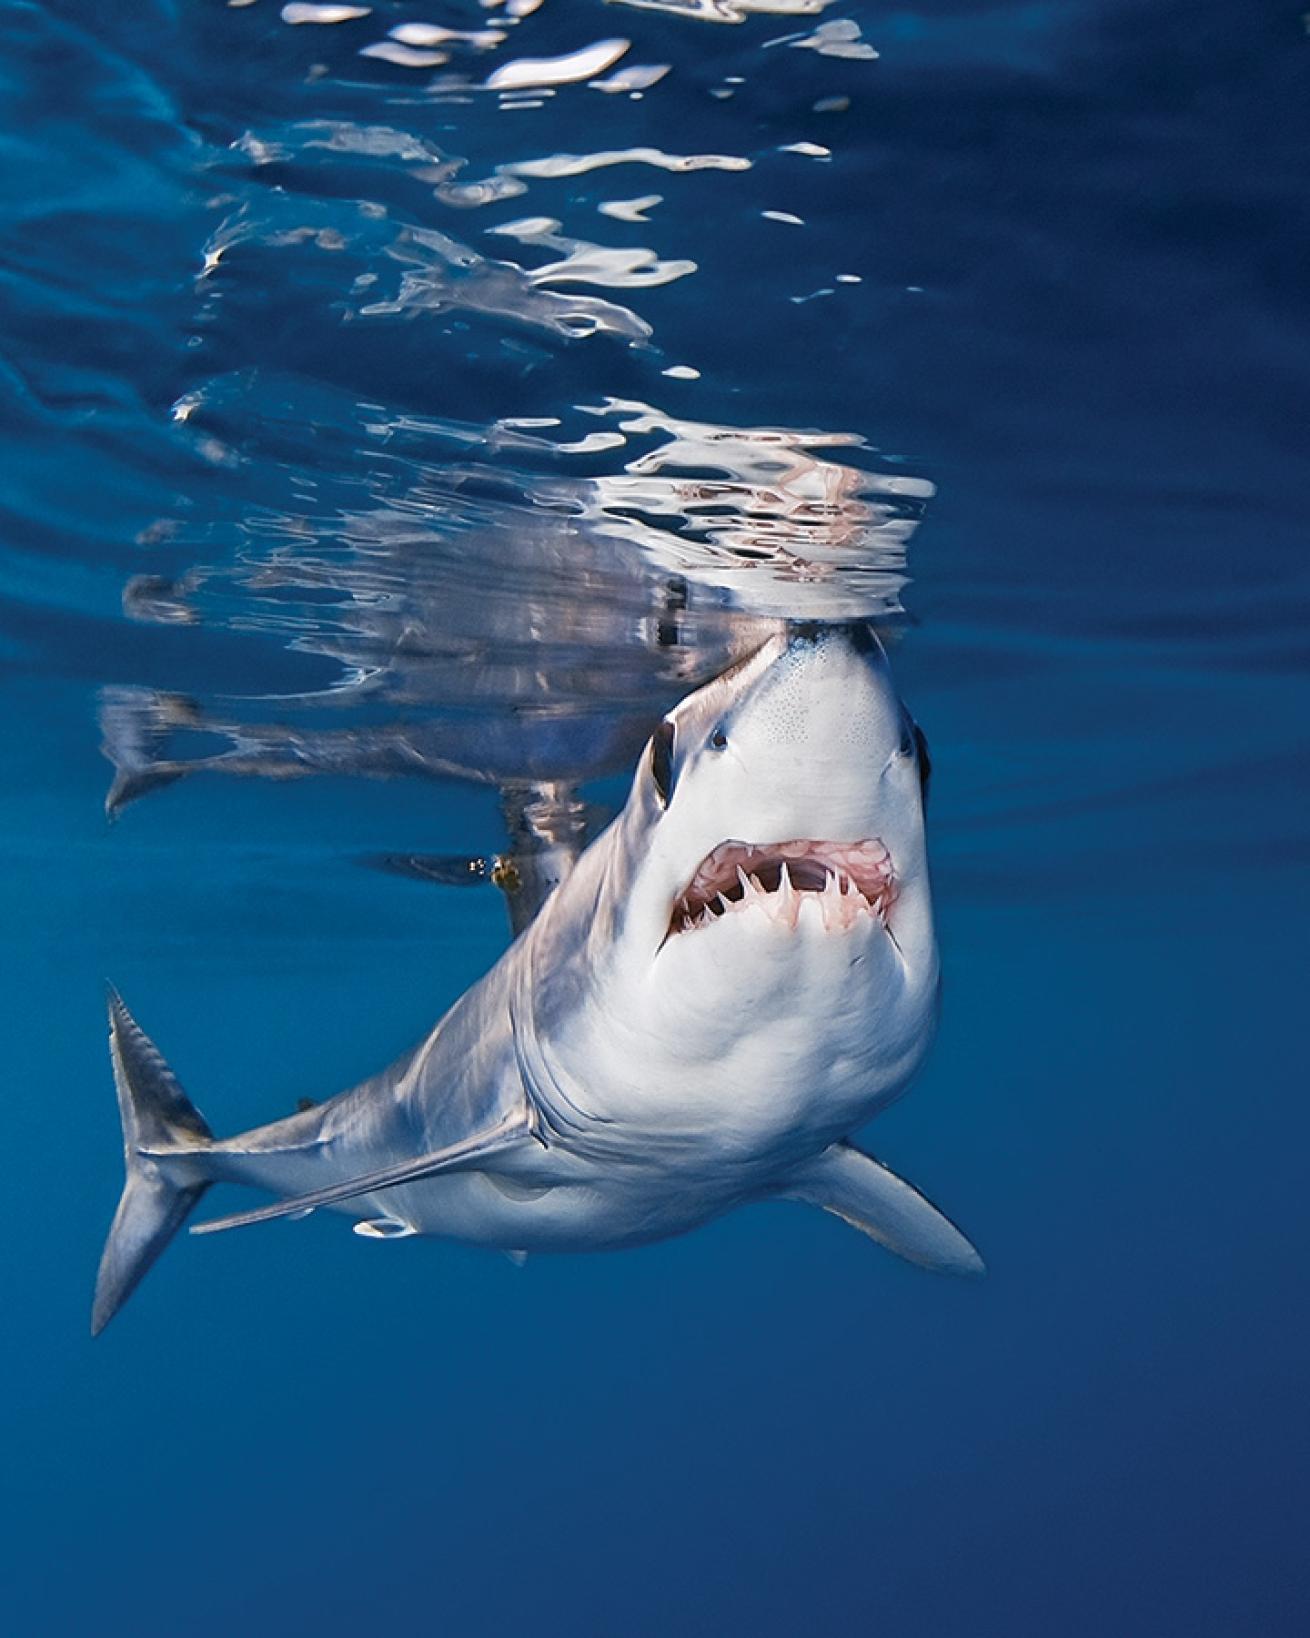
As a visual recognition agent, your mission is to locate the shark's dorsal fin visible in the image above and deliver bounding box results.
[779,1142,984,1277]
[189,1109,533,1236]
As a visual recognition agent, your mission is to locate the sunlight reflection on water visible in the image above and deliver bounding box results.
[108,12,924,834]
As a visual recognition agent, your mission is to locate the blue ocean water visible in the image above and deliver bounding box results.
[2,1,1308,1632]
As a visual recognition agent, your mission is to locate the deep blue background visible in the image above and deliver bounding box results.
[2,3,1307,1634]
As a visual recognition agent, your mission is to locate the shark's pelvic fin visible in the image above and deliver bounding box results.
[92,990,215,1337]
[189,1109,534,1236]
[781,1142,984,1277]
[353,1218,417,1239]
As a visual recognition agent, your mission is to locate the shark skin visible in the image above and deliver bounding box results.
[93,624,981,1335]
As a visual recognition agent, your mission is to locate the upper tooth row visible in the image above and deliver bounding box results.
[731,864,885,902]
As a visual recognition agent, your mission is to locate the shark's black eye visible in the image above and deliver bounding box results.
[913,722,932,807]
[650,719,676,806]
[708,726,728,751]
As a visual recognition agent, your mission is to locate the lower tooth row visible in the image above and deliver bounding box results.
[679,876,891,932]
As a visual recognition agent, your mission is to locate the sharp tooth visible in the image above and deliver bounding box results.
[777,861,797,926]
[717,892,733,914]
[749,873,765,896]
[736,866,755,899]
[699,908,714,929]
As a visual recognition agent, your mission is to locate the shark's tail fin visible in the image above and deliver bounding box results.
[92,990,214,1336]
[99,686,189,817]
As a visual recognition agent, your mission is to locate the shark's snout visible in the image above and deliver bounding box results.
[758,622,900,752]
[785,619,880,654]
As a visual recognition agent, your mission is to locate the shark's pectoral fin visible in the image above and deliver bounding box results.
[778,1142,984,1277]
[189,1110,533,1236]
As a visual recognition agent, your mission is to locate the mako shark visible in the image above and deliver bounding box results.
[92,624,982,1334]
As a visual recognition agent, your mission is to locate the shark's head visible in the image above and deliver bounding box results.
[569,624,940,1150]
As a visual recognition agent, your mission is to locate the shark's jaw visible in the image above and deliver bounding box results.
[668,837,895,938]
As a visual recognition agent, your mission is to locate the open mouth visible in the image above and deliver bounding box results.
[669,838,895,936]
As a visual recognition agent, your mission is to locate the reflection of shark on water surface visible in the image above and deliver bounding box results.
[93,625,982,1335]
[100,402,925,924]
[100,479,787,926]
